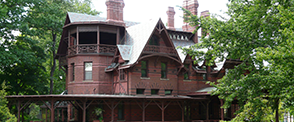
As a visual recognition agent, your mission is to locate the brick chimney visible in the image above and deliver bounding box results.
[201,10,210,37]
[166,7,175,30]
[105,0,125,22]
[182,0,199,43]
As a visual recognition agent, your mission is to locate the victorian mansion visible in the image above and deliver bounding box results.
[7,0,240,122]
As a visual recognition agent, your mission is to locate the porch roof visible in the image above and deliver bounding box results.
[6,94,207,100]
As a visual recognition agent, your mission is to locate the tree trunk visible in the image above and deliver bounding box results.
[50,32,56,94]
[275,99,279,122]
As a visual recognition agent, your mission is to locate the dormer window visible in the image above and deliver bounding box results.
[184,64,189,80]
[141,61,148,77]
[149,35,159,46]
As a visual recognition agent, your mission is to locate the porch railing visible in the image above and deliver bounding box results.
[68,44,116,56]
[143,45,177,55]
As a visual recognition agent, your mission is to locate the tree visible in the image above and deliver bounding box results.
[181,0,294,121]
[24,0,99,94]
[0,82,17,122]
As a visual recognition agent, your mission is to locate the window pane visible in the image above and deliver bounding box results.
[151,89,159,95]
[136,89,145,94]
[161,63,166,70]
[85,62,92,71]
[161,71,166,78]
[85,71,92,80]
[165,90,172,95]
[184,73,189,80]
[141,61,146,69]
[141,70,147,77]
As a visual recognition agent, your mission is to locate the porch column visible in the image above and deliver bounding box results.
[83,101,86,122]
[51,100,55,122]
[17,100,20,122]
[76,26,79,54]
[97,26,99,53]
[161,101,164,122]
[182,102,184,122]
[206,101,211,121]
[111,101,114,122]
[220,99,224,120]
[142,102,145,122]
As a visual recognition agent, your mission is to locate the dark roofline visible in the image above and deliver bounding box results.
[63,21,125,29]
[6,94,206,100]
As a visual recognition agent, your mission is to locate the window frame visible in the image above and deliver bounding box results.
[151,89,159,95]
[71,63,75,81]
[161,62,167,79]
[141,60,148,77]
[184,64,189,80]
[84,62,93,80]
[136,89,145,95]
[119,69,125,80]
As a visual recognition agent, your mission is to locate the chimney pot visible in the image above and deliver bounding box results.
[105,0,125,22]
[166,7,176,30]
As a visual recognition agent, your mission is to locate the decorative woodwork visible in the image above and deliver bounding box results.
[67,44,117,56]
[144,45,177,55]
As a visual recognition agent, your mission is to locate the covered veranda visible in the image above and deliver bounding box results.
[6,94,225,122]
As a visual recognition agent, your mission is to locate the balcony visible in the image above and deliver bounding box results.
[143,45,177,56]
[68,44,117,56]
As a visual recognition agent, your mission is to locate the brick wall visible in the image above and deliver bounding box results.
[67,55,113,94]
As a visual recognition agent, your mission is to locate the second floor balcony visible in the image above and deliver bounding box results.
[68,44,117,56]
[143,45,177,56]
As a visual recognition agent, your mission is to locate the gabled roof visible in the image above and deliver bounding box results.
[124,19,159,65]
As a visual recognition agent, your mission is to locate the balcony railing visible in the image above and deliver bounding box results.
[143,45,177,55]
[68,44,116,56]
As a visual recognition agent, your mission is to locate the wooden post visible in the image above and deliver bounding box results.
[83,101,86,122]
[97,26,99,53]
[220,99,224,120]
[142,101,145,122]
[206,101,209,121]
[17,100,20,122]
[162,101,164,122]
[182,102,184,122]
[61,108,64,122]
[111,101,114,122]
[116,27,119,44]
[76,26,79,54]
[51,100,55,122]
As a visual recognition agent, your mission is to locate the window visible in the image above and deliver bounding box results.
[84,62,92,80]
[118,102,124,120]
[71,63,75,81]
[165,90,172,95]
[161,62,167,78]
[203,74,206,80]
[136,89,145,94]
[151,89,159,95]
[141,61,148,77]
[148,35,159,45]
[184,64,189,80]
[119,69,125,80]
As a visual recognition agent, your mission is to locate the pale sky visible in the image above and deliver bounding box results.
[91,0,229,29]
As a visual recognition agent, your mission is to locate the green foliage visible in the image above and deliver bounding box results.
[181,0,294,121]
[0,82,17,122]
[23,0,99,94]
[29,103,41,120]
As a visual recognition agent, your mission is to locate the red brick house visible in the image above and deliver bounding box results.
[7,0,240,122]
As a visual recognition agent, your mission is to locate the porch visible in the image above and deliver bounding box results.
[6,94,228,122]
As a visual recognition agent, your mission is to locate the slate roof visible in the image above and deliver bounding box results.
[124,19,159,65]
[117,45,132,61]
[67,12,139,27]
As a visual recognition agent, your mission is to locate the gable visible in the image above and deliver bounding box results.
[141,20,181,61]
